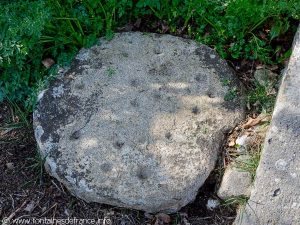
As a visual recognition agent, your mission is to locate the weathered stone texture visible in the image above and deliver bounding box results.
[217,166,252,199]
[34,32,244,212]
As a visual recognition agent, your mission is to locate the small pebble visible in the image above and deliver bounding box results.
[6,162,14,170]
[24,201,35,212]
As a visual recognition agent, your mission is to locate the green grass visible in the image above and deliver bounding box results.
[234,152,261,181]
[26,149,47,185]
[0,99,31,141]
[221,195,250,224]
[221,195,249,208]
[0,0,299,112]
[247,82,277,113]
[6,98,31,128]
[224,86,238,101]
[223,195,259,225]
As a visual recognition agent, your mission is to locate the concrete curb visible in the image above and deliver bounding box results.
[234,25,300,225]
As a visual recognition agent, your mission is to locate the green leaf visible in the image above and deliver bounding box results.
[0,89,4,102]
[270,19,289,40]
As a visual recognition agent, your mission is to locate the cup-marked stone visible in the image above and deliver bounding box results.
[33,32,245,213]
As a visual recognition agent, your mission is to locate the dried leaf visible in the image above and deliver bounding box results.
[42,58,55,68]
[261,115,271,122]
[256,65,264,70]
[243,117,263,129]
[24,201,35,212]
[267,65,278,71]
[155,213,171,224]
[228,139,236,147]
[267,88,277,96]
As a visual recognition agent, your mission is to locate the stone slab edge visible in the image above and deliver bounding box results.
[234,24,300,225]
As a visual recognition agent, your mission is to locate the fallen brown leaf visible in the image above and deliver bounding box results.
[42,58,55,68]
[155,213,171,224]
[267,88,277,96]
[243,114,270,129]
[243,117,262,129]
[261,115,271,122]
[228,139,236,147]
[24,201,35,212]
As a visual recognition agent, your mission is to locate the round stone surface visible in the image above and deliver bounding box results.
[34,32,244,212]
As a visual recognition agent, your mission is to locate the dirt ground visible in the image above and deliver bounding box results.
[0,101,238,225]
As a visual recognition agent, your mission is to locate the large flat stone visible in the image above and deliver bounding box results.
[235,26,300,225]
[33,32,244,213]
